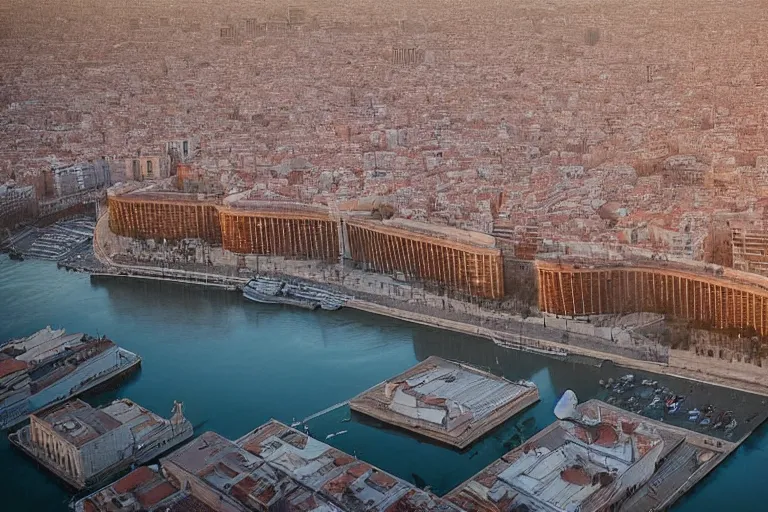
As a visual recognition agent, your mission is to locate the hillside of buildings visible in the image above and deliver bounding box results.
[3,0,768,261]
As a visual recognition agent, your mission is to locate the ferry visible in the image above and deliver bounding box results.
[242,276,350,311]
[0,327,142,430]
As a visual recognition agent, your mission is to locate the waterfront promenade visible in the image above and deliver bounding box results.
[2,255,767,511]
[88,212,768,397]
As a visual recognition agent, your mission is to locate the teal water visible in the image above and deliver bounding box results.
[1,255,767,511]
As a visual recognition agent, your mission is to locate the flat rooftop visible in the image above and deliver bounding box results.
[75,466,216,512]
[349,356,540,449]
[100,399,168,446]
[162,430,342,511]
[36,399,122,448]
[160,422,459,511]
[446,400,736,512]
[3,326,87,364]
[348,217,498,249]
[34,398,173,449]
[236,420,460,511]
[383,218,498,248]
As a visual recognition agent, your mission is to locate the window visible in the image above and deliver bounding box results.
[182,140,189,158]
[132,160,139,178]
[246,18,257,36]
[146,160,153,177]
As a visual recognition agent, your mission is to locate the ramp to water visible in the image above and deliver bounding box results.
[294,400,349,426]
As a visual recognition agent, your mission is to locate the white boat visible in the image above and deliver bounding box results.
[0,327,141,430]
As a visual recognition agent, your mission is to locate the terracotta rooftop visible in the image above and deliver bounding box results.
[446,399,733,512]
[76,466,210,512]
[137,481,178,508]
[0,357,28,379]
[112,465,155,495]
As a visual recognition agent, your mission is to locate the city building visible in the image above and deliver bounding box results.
[125,156,167,181]
[446,398,733,512]
[0,183,37,230]
[75,465,215,512]
[45,159,111,197]
[10,398,193,490]
[77,420,461,512]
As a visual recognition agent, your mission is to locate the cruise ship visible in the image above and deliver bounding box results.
[0,327,141,430]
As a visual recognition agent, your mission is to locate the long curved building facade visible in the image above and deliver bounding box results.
[346,220,504,299]
[108,195,221,243]
[218,207,339,262]
[106,193,505,298]
[538,261,768,336]
[106,192,768,320]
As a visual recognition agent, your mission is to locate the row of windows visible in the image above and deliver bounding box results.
[132,160,154,177]
[132,141,190,177]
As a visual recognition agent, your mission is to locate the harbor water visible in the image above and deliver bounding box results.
[1,254,768,510]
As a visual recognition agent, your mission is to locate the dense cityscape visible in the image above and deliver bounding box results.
[4,0,768,510]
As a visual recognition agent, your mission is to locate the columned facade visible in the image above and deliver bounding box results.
[537,261,768,336]
[29,417,84,483]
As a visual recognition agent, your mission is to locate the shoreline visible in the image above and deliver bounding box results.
[348,297,768,398]
[74,260,768,398]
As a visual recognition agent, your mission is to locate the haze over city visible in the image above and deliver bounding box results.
[3,1,768,511]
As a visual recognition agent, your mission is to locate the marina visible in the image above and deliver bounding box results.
[349,356,540,449]
[9,399,193,490]
[0,327,141,430]
[446,394,741,512]
[1,217,95,262]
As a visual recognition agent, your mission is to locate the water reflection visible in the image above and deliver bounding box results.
[2,257,768,510]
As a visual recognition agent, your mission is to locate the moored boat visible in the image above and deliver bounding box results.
[0,327,141,430]
[242,276,351,311]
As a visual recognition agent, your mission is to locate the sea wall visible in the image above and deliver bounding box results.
[105,215,768,393]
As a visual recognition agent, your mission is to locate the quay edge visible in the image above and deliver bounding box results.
[80,263,768,398]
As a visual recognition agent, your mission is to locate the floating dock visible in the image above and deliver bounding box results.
[9,399,193,491]
[349,356,540,449]
[446,398,738,512]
